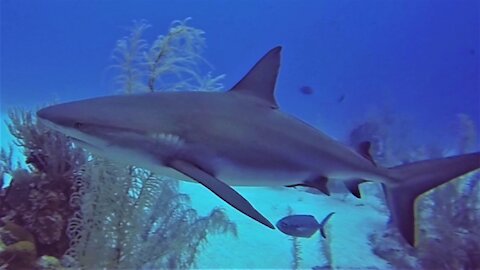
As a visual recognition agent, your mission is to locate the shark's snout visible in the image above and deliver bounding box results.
[36,104,78,131]
[37,106,53,121]
[37,106,59,127]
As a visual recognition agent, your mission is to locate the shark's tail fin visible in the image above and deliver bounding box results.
[385,152,480,246]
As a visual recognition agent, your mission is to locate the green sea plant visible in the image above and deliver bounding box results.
[456,113,477,154]
[0,146,16,188]
[287,207,302,270]
[64,158,236,269]
[111,20,150,94]
[0,220,37,269]
[1,146,16,203]
[112,18,225,94]
[317,220,333,270]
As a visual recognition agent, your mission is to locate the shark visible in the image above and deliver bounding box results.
[37,46,480,246]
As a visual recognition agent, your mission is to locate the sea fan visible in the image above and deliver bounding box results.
[111,18,225,94]
[64,158,236,269]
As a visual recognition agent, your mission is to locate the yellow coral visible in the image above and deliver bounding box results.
[0,221,37,269]
[3,240,35,255]
[2,220,35,243]
[36,255,62,270]
[0,241,37,269]
[0,238,5,252]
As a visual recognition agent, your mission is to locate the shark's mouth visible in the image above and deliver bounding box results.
[76,123,142,138]
[68,136,102,151]
[68,124,146,152]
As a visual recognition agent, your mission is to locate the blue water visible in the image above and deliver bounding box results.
[1,0,479,269]
[3,0,479,139]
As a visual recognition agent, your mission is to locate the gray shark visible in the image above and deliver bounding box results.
[37,47,480,246]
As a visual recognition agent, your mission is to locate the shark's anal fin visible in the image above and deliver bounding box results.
[168,159,274,229]
[286,176,330,196]
[344,179,367,198]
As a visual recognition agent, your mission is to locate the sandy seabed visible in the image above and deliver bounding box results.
[182,183,392,269]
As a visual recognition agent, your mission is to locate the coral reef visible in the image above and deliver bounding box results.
[1,110,85,261]
[417,174,480,269]
[64,158,236,269]
[365,113,480,269]
[0,110,82,269]
[1,19,235,269]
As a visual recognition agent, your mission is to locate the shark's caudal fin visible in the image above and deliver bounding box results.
[319,212,335,239]
[385,152,480,246]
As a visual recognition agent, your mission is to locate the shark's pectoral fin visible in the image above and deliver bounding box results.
[286,176,330,196]
[168,159,275,229]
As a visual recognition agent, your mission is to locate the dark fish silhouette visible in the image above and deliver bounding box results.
[276,212,335,238]
[299,85,314,95]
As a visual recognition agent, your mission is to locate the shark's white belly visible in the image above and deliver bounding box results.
[215,162,310,186]
[149,159,309,186]
[205,152,313,186]
[98,144,302,186]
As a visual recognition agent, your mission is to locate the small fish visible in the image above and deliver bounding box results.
[276,212,335,238]
[337,94,345,103]
[299,85,314,95]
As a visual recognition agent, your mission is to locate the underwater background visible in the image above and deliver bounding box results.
[1,0,479,269]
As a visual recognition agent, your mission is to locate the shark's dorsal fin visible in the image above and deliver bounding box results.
[229,46,282,109]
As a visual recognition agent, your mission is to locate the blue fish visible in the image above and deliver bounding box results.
[276,212,335,238]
